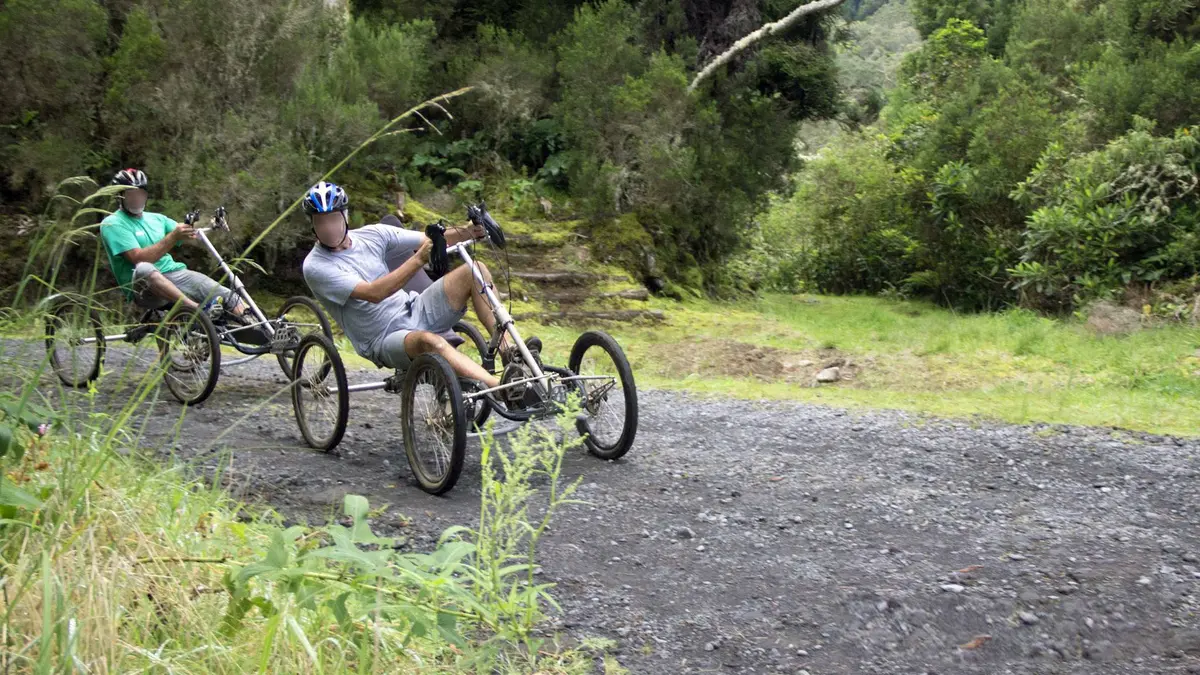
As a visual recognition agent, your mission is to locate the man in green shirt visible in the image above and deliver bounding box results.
[100,168,246,320]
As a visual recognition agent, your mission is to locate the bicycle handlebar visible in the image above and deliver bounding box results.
[184,206,230,232]
[466,202,505,249]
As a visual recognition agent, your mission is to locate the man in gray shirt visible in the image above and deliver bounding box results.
[300,181,505,388]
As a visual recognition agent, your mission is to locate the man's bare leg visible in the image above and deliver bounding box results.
[404,331,500,388]
[145,270,199,310]
[442,263,512,352]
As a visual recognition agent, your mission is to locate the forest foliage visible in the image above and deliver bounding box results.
[0,0,847,292]
[5,0,1198,312]
[752,0,1200,313]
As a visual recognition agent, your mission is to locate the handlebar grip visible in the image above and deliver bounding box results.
[424,222,450,280]
[211,205,231,231]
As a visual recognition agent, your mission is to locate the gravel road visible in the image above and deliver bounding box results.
[17,340,1200,674]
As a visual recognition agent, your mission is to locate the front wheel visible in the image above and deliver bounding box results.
[275,296,334,379]
[401,353,467,495]
[45,301,106,388]
[568,330,638,460]
[157,306,221,405]
[291,333,349,452]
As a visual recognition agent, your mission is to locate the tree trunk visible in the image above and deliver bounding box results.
[688,0,849,93]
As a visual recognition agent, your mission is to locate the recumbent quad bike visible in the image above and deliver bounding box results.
[289,203,638,495]
[44,207,334,405]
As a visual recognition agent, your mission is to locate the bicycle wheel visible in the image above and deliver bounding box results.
[275,296,334,379]
[45,301,106,388]
[452,321,493,429]
[401,353,467,495]
[157,306,221,405]
[568,330,638,460]
[291,333,349,452]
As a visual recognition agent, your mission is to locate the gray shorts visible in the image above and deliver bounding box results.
[131,262,242,311]
[374,277,466,370]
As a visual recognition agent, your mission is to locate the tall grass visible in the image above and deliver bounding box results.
[0,335,598,673]
[1,91,604,673]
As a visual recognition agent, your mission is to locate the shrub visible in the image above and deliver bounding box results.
[758,133,923,294]
[1011,120,1200,310]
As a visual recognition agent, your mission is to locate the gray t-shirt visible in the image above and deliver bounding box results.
[303,224,429,361]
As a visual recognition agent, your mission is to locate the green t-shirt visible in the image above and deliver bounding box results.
[99,210,187,294]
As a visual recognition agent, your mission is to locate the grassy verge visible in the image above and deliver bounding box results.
[23,283,1199,436]
[0,346,605,673]
[503,293,1200,437]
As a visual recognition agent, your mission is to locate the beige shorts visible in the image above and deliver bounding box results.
[131,262,242,311]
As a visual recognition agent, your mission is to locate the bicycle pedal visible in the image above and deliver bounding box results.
[384,372,404,394]
[125,324,154,344]
[520,386,542,409]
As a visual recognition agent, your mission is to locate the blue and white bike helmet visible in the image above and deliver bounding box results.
[302,181,349,215]
[304,181,350,248]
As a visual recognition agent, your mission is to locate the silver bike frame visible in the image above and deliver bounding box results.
[451,241,550,397]
[195,225,276,338]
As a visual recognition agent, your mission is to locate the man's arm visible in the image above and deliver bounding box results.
[120,224,193,265]
[161,216,185,248]
[349,237,433,304]
[446,222,486,246]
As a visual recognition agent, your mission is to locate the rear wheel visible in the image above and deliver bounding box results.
[452,321,492,429]
[568,331,638,460]
[157,306,221,405]
[45,301,105,388]
[401,354,466,495]
[275,296,334,379]
[291,333,349,452]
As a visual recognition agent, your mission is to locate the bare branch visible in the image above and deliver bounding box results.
[688,0,849,93]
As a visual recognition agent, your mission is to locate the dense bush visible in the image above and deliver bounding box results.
[762,0,1200,312]
[750,134,923,294]
[1011,121,1200,310]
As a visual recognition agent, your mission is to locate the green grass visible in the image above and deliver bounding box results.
[508,293,1200,437]
[22,279,1200,436]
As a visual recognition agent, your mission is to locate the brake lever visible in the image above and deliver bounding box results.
[467,202,506,249]
[214,206,229,231]
[184,210,200,226]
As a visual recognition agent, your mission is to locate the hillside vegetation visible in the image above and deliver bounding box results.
[749,0,1200,316]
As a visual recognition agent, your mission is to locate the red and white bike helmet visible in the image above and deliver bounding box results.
[111,168,149,215]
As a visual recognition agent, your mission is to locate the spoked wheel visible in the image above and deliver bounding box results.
[44,301,105,388]
[291,333,348,452]
[568,330,638,460]
[401,354,467,495]
[275,296,334,379]
[156,306,221,405]
[452,321,492,429]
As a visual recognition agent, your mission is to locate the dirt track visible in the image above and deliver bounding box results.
[19,340,1200,674]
